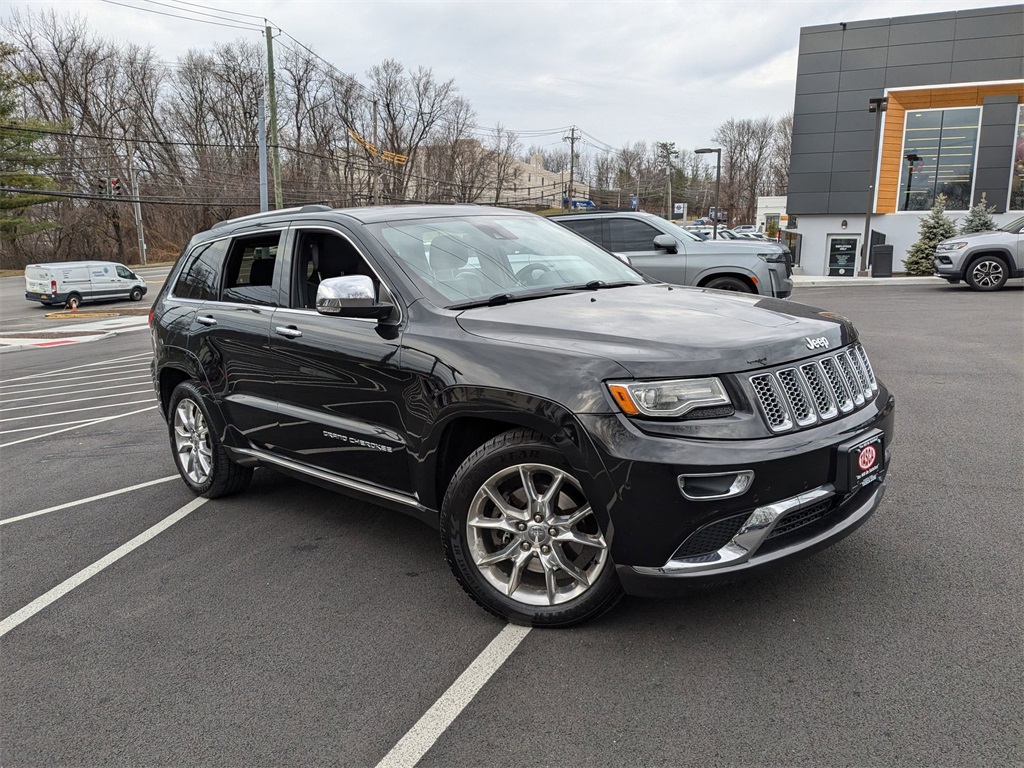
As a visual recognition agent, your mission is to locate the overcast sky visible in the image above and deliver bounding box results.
[4,0,1021,155]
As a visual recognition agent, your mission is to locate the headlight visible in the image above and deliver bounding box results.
[757,252,787,263]
[607,378,731,418]
[936,241,967,251]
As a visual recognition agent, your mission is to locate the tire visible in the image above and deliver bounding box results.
[167,381,253,498]
[130,287,143,301]
[66,293,82,310]
[441,429,623,627]
[965,255,1008,291]
[705,276,752,293]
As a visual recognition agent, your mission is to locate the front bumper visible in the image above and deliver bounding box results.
[576,391,895,594]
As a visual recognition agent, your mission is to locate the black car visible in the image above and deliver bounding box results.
[151,204,894,627]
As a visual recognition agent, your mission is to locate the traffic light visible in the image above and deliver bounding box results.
[97,177,109,195]
[111,178,125,195]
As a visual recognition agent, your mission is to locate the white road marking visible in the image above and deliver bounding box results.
[0,417,104,435]
[0,352,151,385]
[0,380,155,404]
[375,623,532,768]
[0,398,156,423]
[0,388,155,412]
[0,405,158,447]
[0,475,180,527]
[0,372,149,397]
[0,496,207,638]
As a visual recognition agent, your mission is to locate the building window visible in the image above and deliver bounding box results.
[898,107,980,211]
[1011,104,1024,211]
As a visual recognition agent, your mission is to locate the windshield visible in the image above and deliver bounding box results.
[369,213,644,308]
[1000,214,1024,233]
[645,216,703,242]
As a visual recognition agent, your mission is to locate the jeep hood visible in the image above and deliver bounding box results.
[455,284,858,377]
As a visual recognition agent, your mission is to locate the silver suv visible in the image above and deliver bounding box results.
[933,214,1024,291]
[551,211,792,298]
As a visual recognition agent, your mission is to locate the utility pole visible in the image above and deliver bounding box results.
[257,96,269,212]
[861,96,888,274]
[563,126,579,209]
[127,143,147,265]
[265,24,283,209]
[371,99,379,204]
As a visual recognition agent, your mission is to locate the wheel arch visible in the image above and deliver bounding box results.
[695,270,759,293]
[960,249,1013,279]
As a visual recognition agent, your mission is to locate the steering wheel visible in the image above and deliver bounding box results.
[515,263,552,285]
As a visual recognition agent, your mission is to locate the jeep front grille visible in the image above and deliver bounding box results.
[749,345,878,433]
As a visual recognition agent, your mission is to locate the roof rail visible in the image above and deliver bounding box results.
[210,203,333,230]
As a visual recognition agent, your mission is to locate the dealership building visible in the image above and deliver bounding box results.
[786,4,1023,275]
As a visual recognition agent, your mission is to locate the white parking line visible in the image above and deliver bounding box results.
[0,388,155,412]
[375,624,532,768]
[0,353,151,385]
[0,398,156,423]
[0,405,158,447]
[0,496,207,639]
[0,417,104,435]
[0,371,151,396]
[0,475,180,527]
[1,381,155,405]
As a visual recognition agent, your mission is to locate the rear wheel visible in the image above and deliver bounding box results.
[168,381,252,498]
[441,429,622,627]
[130,287,143,301]
[965,255,1008,291]
[66,293,82,310]
[705,276,752,293]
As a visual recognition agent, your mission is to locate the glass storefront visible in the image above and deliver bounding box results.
[897,107,980,211]
[1011,104,1024,211]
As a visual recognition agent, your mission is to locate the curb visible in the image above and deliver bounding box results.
[0,330,119,354]
[792,276,941,287]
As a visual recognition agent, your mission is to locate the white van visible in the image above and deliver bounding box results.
[24,261,148,309]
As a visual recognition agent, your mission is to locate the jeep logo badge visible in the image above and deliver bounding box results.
[805,336,830,350]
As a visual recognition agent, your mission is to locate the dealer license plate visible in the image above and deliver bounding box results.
[837,429,884,492]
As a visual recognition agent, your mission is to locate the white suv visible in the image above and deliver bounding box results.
[933,215,1024,291]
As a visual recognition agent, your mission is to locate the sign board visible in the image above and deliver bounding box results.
[672,202,687,219]
[827,236,858,276]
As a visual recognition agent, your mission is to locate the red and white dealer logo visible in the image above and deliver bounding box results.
[858,445,877,471]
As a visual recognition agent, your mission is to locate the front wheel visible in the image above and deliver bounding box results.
[965,255,1008,291]
[441,429,622,627]
[168,381,252,498]
[705,276,753,293]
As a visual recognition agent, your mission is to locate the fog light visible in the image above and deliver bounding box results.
[678,470,754,501]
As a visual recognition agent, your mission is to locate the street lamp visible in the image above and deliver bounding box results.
[695,147,721,239]
[904,153,921,210]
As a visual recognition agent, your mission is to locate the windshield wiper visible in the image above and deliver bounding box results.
[562,280,642,291]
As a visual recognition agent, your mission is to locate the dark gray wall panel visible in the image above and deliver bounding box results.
[788,172,832,194]
[950,58,1024,82]
[955,10,1024,39]
[953,35,1024,62]
[794,91,839,114]
[827,191,867,213]
[786,192,830,214]
[838,87,887,113]
[799,29,845,54]
[828,170,873,192]
[832,150,875,172]
[790,152,835,174]
[797,51,842,75]
[888,19,956,46]
[976,145,1014,169]
[979,125,1015,147]
[886,41,955,68]
[832,110,876,132]
[839,67,887,91]
[793,111,838,135]
[795,71,841,95]
[973,167,1011,211]
[841,25,891,50]
[841,47,890,71]
[833,131,876,153]
[884,62,954,87]
[790,132,836,154]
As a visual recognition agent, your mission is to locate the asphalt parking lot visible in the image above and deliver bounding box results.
[1,282,1021,767]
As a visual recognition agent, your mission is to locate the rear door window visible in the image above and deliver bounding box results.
[607,219,662,252]
[559,218,604,247]
[173,240,228,301]
[222,233,283,306]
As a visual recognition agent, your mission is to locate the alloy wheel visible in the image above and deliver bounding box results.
[173,398,213,485]
[970,259,1004,288]
[466,463,609,606]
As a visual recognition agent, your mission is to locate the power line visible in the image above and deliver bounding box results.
[132,0,266,29]
[95,0,265,32]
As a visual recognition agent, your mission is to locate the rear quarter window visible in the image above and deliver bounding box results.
[173,240,228,301]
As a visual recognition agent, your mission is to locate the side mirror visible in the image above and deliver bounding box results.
[316,275,395,321]
[653,234,677,253]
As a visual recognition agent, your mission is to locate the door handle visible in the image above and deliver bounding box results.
[275,325,303,339]
[195,315,217,326]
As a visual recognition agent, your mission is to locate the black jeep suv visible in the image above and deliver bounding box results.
[151,204,894,627]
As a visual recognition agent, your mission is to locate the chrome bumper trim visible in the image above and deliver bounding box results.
[636,483,853,576]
